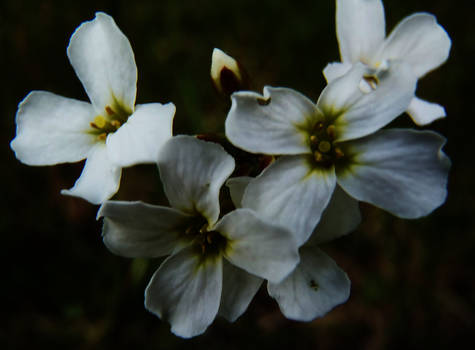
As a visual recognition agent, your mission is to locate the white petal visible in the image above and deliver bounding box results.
[158,136,235,225]
[98,200,192,258]
[307,186,361,246]
[322,62,353,83]
[219,260,263,322]
[61,143,121,204]
[317,63,367,115]
[268,246,350,321]
[106,103,175,167]
[336,0,385,62]
[226,87,315,155]
[67,12,137,112]
[378,13,451,78]
[331,61,417,142]
[242,156,336,246]
[225,176,252,208]
[10,91,96,165]
[145,247,222,338]
[337,129,450,218]
[407,97,446,126]
[216,208,300,283]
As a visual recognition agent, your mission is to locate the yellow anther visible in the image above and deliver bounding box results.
[93,116,107,129]
[97,133,107,141]
[105,106,115,116]
[309,135,318,145]
[326,125,336,139]
[363,75,379,90]
[110,120,121,129]
[318,141,331,153]
[314,151,323,162]
[316,121,324,130]
[334,147,345,159]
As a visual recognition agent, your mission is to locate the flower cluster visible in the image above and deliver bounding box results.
[10,0,451,339]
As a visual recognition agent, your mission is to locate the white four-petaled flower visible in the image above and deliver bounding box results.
[10,12,175,204]
[98,136,300,338]
[324,0,451,125]
[226,63,450,245]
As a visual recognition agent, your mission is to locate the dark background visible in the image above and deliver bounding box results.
[1,0,473,349]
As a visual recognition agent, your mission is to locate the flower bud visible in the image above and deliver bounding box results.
[210,48,249,97]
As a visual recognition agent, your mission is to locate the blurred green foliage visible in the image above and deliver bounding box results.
[1,0,474,349]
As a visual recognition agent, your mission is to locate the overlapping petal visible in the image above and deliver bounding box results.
[337,129,450,218]
[242,156,336,245]
[268,246,350,321]
[226,176,252,208]
[322,61,352,83]
[336,0,385,63]
[10,91,96,165]
[377,13,451,78]
[67,12,137,113]
[307,186,361,246]
[330,61,417,142]
[61,143,121,204]
[216,208,300,283]
[226,87,315,155]
[407,97,446,126]
[106,103,175,167]
[219,261,263,322]
[98,201,192,258]
[145,247,222,338]
[158,136,235,224]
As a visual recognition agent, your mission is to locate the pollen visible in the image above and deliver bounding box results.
[92,115,107,129]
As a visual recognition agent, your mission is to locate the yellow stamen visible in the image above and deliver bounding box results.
[110,120,121,129]
[93,116,107,129]
[97,133,107,141]
[334,147,345,159]
[318,141,331,153]
[309,135,318,145]
[314,151,323,162]
[105,106,115,115]
[326,125,336,139]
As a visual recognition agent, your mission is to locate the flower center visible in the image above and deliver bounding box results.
[184,216,228,260]
[307,121,344,169]
[89,103,131,141]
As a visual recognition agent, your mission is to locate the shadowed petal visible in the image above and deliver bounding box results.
[98,201,192,258]
[242,156,336,246]
[337,129,450,218]
[216,208,300,283]
[226,87,315,155]
[145,246,222,338]
[219,261,263,322]
[158,136,235,225]
[268,246,350,321]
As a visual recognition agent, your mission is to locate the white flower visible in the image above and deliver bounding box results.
[98,136,300,338]
[225,63,450,245]
[324,0,451,125]
[10,12,175,204]
[227,177,358,321]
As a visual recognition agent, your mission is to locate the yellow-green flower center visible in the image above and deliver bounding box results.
[307,121,345,169]
[89,103,132,141]
[184,216,228,261]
